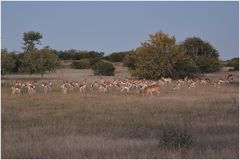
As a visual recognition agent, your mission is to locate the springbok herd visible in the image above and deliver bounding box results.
[10,74,235,96]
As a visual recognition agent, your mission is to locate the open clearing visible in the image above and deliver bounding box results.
[1,64,239,158]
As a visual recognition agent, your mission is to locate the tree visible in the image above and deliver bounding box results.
[71,59,91,69]
[22,31,43,52]
[20,32,59,77]
[132,31,198,79]
[92,61,115,76]
[123,50,137,70]
[1,49,17,76]
[20,47,59,77]
[37,47,59,77]
[181,37,221,73]
[226,57,239,71]
[105,51,129,62]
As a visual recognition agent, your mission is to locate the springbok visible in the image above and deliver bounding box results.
[161,77,172,83]
[99,84,108,93]
[61,82,69,94]
[79,84,87,93]
[41,82,52,94]
[189,82,197,88]
[11,82,25,94]
[25,81,37,94]
[140,84,160,96]
[226,74,234,82]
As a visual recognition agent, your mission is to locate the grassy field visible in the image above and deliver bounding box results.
[1,64,239,158]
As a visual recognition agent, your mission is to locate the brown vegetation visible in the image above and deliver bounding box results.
[1,67,239,158]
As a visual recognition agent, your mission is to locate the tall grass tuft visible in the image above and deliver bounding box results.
[158,124,193,149]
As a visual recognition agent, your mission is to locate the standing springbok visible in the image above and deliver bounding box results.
[11,82,25,94]
[140,84,160,96]
[41,81,52,94]
[26,81,37,95]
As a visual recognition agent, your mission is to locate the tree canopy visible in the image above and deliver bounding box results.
[132,31,198,79]
[1,49,17,75]
[22,31,43,52]
[181,37,221,73]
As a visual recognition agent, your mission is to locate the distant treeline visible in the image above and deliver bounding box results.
[52,49,104,60]
[1,30,239,79]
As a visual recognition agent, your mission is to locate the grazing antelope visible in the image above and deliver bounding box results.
[99,84,108,93]
[226,74,234,82]
[11,82,25,94]
[173,83,181,91]
[214,79,229,88]
[25,81,37,94]
[140,84,160,96]
[61,82,69,94]
[189,82,197,88]
[79,84,87,93]
[161,77,172,83]
[41,82,52,94]
[200,79,207,85]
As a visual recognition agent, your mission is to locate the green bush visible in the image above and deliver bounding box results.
[226,57,239,71]
[105,52,127,62]
[92,61,115,76]
[181,37,221,73]
[158,124,193,149]
[1,49,17,75]
[123,52,137,70]
[71,60,91,69]
[89,57,101,66]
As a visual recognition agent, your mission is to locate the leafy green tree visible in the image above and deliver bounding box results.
[20,32,59,77]
[226,57,239,70]
[1,49,17,75]
[105,51,129,62]
[92,61,115,76]
[20,48,39,74]
[22,31,43,52]
[123,50,137,70]
[20,47,58,77]
[37,47,59,77]
[181,37,221,73]
[132,31,198,79]
[71,59,91,69]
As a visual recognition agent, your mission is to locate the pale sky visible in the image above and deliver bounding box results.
[2,1,239,60]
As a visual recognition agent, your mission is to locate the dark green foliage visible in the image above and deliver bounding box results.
[89,57,101,66]
[195,56,222,73]
[92,61,115,76]
[123,50,137,70]
[181,37,221,73]
[127,32,222,79]
[158,124,193,149]
[1,49,17,75]
[105,51,129,62]
[57,50,104,60]
[132,31,198,79]
[20,47,59,76]
[226,57,239,71]
[71,60,91,69]
[22,31,43,52]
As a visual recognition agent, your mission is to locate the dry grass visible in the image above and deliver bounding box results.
[1,67,239,158]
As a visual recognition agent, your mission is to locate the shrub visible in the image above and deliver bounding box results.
[89,57,101,66]
[105,52,127,62]
[226,57,239,71]
[92,61,115,76]
[131,31,199,79]
[123,51,137,70]
[1,49,17,75]
[71,60,91,69]
[158,124,193,149]
[181,37,221,73]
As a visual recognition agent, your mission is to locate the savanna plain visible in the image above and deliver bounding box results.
[1,63,239,158]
